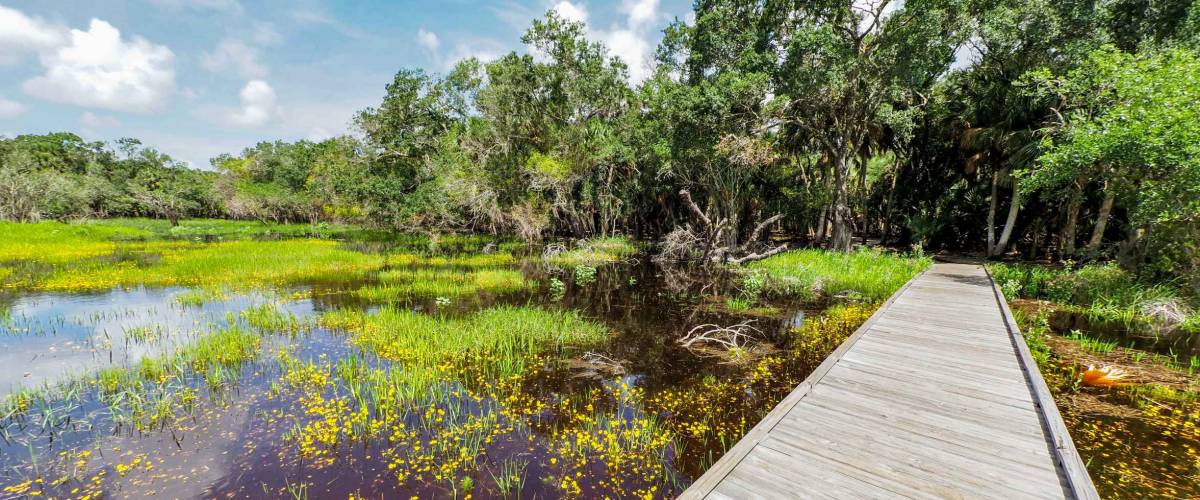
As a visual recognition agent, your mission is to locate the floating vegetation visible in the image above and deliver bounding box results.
[574,265,597,285]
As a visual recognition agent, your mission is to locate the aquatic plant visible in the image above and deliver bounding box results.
[548,277,566,300]
[388,251,517,269]
[35,239,384,292]
[991,262,1197,337]
[174,287,228,307]
[573,265,597,285]
[747,248,929,302]
[242,303,311,336]
[545,237,637,267]
[354,268,531,302]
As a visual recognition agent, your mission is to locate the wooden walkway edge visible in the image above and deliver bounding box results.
[680,262,1098,499]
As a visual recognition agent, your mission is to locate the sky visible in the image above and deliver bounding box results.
[0,0,691,168]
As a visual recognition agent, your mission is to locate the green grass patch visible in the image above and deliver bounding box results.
[991,262,1198,336]
[747,248,929,302]
[242,303,311,336]
[85,218,364,240]
[387,251,517,269]
[322,306,609,379]
[35,239,383,292]
[546,236,637,266]
[354,268,531,302]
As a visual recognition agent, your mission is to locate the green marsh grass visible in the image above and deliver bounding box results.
[354,268,531,302]
[546,236,637,266]
[387,251,517,269]
[37,239,384,292]
[242,303,311,336]
[991,262,1198,337]
[322,306,608,387]
[747,248,929,302]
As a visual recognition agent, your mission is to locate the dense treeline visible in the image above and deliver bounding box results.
[1,0,1197,287]
[0,133,221,223]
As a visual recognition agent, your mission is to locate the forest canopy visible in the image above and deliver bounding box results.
[2,0,1198,288]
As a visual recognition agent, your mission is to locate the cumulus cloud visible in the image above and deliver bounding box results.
[203,38,267,79]
[0,5,66,65]
[0,97,27,119]
[548,0,663,83]
[227,80,278,127]
[553,1,589,23]
[416,28,440,51]
[21,19,175,113]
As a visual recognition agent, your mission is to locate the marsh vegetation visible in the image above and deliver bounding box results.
[0,219,925,498]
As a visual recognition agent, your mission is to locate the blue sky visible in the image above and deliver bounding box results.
[0,0,691,168]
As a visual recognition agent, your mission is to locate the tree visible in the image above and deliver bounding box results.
[769,0,970,251]
[1025,46,1200,282]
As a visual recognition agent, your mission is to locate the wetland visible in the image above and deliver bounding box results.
[0,220,925,498]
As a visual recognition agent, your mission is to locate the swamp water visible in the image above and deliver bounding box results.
[0,240,860,499]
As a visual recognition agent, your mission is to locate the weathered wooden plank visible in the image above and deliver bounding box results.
[680,262,1096,500]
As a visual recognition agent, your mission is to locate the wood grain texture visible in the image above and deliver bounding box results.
[679,262,1097,500]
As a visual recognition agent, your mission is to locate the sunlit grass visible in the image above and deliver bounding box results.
[747,248,929,302]
[87,218,362,240]
[0,220,169,265]
[354,268,531,302]
[992,262,1197,336]
[546,236,637,266]
[36,239,383,292]
[324,306,608,375]
[387,251,517,268]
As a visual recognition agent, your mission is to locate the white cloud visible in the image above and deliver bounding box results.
[416,28,440,51]
[79,111,120,129]
[0,97,27,119]
[0,5,66,65]
[203,38,267,79]
[553,1,589,23]
[227,80,278,127]
[622,0,660,28]
[547,0,663,83]
[22,19,175,114]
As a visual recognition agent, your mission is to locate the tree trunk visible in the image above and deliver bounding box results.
[830,149,853,252]
[1086,185,1115,253]
[987,169,998,254]
[816,204,830,244]
[991,177,1020,257]
[1060,180,1082,257]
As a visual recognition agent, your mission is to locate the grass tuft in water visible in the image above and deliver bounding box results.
[747,248,929,302]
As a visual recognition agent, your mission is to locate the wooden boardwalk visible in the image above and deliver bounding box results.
[682,262,1098,499]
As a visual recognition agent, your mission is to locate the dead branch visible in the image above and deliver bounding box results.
[678,320,762,350]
